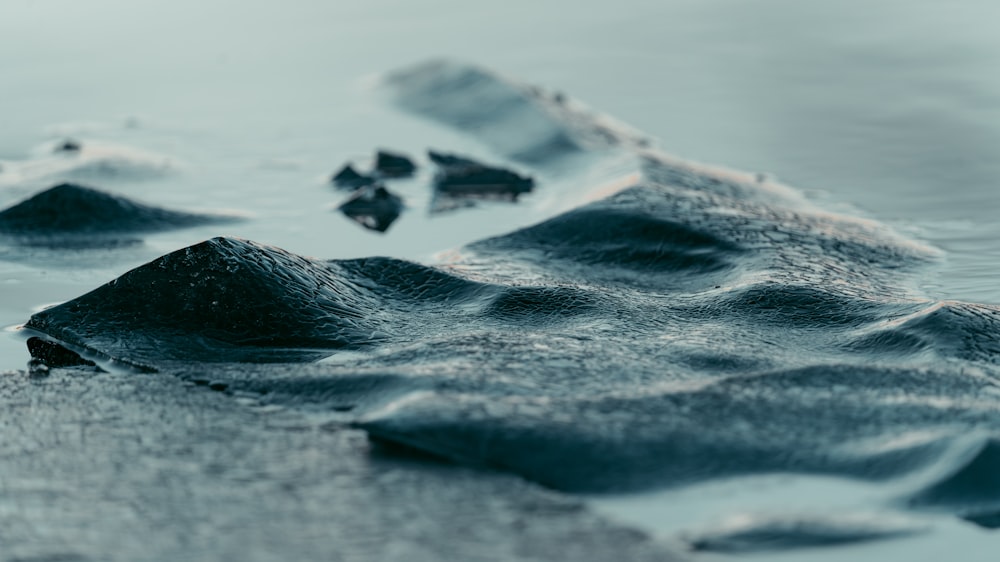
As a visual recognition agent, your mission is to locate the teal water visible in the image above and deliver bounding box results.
[2,1,999,560]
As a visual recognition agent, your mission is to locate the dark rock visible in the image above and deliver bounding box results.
[435,167,533,199]
[331,164,375,190]
[963,510,1000,529]
[23,236,393,367]
[429,150,534,200]
[685,515,926,553]
[26,337,98,369]
[0,183,240,241]
[427,150,481,169]
[338,185,404,233]
[55,139,82,153]
[374,150,417,178]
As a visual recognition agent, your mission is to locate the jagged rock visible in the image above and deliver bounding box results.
[374,150,417,178]
[338,185,405,233]
[331,164,375,190]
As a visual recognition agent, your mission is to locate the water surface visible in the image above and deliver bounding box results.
[2,2,1000,561]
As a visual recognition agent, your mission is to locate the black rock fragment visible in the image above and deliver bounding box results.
[331,164,375,190]
[374,150,417,178]
[26,337,98,369]
[429,150,534,199]
[55,139,82,153]
[338,185,405,233]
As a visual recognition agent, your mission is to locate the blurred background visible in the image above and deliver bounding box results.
[2,0,999,300]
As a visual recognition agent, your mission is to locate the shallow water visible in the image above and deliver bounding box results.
[3,0,999,302]
[3,1,1000,560]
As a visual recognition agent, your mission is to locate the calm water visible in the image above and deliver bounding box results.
[2,1,999,560]
[3,0,999,299]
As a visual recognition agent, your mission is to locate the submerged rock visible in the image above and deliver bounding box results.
[374,150,417,178]
[0,183,240,248]
[330,163,375,190]
[338,185,404,233]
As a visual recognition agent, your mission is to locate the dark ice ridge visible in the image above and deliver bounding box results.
[23,60,1000,544]
[0,182,239,246]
